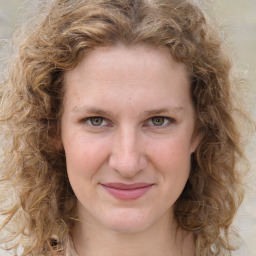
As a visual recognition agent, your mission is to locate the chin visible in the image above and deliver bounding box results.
[102,209,153,233]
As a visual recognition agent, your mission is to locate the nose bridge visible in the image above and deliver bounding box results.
[109,125,147,177]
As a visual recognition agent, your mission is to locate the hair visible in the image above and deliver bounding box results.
[0,0,251,255]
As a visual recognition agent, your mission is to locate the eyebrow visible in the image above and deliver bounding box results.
[72,106,184,117]
[72,106,113,116]
[143,107,184,116]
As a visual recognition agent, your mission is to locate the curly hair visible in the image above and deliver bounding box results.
[0,0,250,255]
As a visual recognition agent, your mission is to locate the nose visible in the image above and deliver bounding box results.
[109,127,147,178]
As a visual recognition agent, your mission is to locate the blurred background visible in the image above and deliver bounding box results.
[0,0,255,255]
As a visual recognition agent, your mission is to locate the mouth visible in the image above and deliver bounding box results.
[101,182,154,200]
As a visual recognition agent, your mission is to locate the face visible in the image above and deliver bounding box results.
[61,44,199,233]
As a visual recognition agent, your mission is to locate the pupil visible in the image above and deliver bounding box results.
[152,117,164,126]
[91,117,103,126]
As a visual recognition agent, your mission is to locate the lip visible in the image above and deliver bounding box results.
[101,182,153,200]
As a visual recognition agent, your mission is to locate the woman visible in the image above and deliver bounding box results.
[0,0,250,255]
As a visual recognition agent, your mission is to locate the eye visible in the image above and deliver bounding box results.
[82,116,109,127]
[151,117,165,126]
[89,117,104,126]
[148,116,174,127]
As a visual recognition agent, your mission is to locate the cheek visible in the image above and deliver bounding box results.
[63,133,110,179]
[149,136,192,183]
[159,140,191,198]
[151,135,192,163]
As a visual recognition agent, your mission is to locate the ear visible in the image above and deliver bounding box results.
[53,138,64,151]
[53,135,64,151]
[189,129,203,153]
[49,124,64,151]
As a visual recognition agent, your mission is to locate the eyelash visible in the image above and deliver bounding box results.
[81,116,111,127]
[80,116,175,128]
[145,116,175,127]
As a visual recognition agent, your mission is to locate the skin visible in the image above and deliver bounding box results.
[61,43,199,256]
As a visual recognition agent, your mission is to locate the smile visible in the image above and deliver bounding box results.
[101,183,153,200]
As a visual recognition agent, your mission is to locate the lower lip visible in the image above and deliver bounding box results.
[102,185,153,200]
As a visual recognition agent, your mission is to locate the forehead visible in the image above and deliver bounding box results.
[61,43,195,121]
[63,43,190,88]
[62,44,193,113]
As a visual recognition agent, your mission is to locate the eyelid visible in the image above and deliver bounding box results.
[145,116,175,127]
[79,115,175,128]
[79,116,112,127]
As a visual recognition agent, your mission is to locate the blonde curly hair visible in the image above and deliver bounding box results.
[0,0,250,255]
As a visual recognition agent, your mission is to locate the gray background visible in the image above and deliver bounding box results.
[0,0,256,255]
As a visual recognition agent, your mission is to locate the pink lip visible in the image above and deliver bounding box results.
[101,183,153,200]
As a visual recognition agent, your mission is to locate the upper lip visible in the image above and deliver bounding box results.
[101,182,153,190]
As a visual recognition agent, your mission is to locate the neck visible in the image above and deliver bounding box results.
[71,212,194,256]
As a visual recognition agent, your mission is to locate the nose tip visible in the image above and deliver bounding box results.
[109,153,147,178]
[109,131,147,178]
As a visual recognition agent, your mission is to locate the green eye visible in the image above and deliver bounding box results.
[151,117,165,126]
[89,117,104,126]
